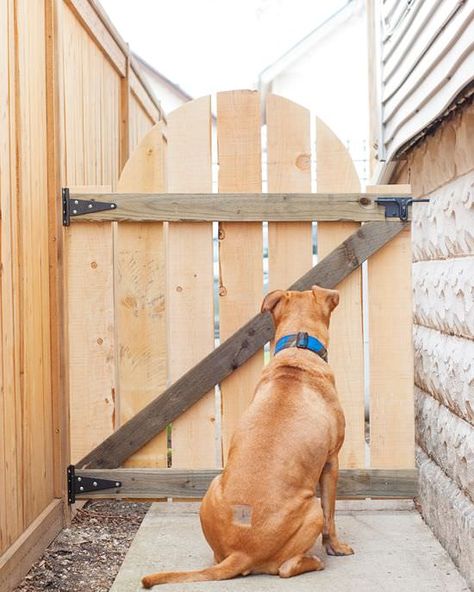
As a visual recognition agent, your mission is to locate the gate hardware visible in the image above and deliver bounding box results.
[375,197,429,221]
[67,465,121,504]
[62,187,117,226]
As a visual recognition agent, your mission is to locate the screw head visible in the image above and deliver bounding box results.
[93,481,98,487]
[77,477,82,482]
[72,209,77,215]
[74,200,79,205]
[115,482,120,487]
[79,486,84,491]
[88,203,93,209]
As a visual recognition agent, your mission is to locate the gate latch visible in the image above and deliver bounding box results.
[375,197,429,221]
[67,465,121,504]
[62,187,117,226]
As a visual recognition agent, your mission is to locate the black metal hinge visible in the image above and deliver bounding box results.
[62,187,117,226]
[67,465,121,504]
[375,197,429,221]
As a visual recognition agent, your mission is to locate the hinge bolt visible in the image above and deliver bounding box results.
[115,482,120,487]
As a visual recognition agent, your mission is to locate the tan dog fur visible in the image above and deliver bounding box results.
[142,286,353,588]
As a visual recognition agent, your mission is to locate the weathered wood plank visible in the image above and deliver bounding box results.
[75,468,418,499]
[67,191,412,222]
[78,220,406,469]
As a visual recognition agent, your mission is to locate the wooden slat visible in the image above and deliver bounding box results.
[367,185,415,468]
[67,218,116,463]
[63,3,121,464]
[67,191,411,222]
[267,95,312,292]
[217,90,263,459]
[0,0,22,552]
[316,117,366,469]
[64,0,127,76]
[75,468,418,500]
[77,220,406,469]
[119,52,130,172]
[116,123,168,468]
[167,97,216,468]
[0,500,63,592]
[129,94,155,154]
[16,0,55,527]
[45,0,71,506]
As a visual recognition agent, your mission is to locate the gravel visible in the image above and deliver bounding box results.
[14,500,151,592]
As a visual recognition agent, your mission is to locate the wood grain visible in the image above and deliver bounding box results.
[217,90,264,459]
[74,468,418,500]
[167,97,216,469]
[267,94,313,292]
[116,123,168,468]
[367,185,415,469]
[67,191,410,222]
[316,116,365,469]
[77,220,406,469]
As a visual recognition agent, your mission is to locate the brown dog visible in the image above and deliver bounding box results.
[142,285,353,588]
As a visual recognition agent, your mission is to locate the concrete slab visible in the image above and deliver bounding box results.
[110,501,469,592]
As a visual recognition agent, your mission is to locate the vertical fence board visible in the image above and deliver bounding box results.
[63,4,121,463]
[167,98,216,468]
[367,185,415,468]
[217,90,263,459]
[267,94,312,293]
[0,0,22,552]
[16,0,54,527]
[116,124,168,468]
[66,216,115,464]
[316,117,365,469]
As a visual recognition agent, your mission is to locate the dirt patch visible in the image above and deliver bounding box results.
[15,500,151,592]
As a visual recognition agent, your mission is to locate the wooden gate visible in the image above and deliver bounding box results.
[64,91,416,500]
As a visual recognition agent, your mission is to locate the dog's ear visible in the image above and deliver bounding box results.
[261,290,285,315]
[311,285,339,314]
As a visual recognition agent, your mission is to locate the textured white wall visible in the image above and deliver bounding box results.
[393,101,474,589]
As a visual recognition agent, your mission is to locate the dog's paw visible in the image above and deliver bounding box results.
[324,540,354,556]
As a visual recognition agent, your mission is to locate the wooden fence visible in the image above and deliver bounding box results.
[0,0,163,588]
[64,90,416,501]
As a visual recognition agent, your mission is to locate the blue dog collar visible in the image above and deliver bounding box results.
[274,332,328,362]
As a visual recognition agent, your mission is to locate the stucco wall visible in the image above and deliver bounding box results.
[392,100,474,588]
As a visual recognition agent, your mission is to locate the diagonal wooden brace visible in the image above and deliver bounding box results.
[78,220,407,469]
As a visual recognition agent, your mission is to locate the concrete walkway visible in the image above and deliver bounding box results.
[110,501,469,592]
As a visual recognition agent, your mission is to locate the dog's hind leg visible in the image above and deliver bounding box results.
[278,554,324,578]
[319,454,354,556]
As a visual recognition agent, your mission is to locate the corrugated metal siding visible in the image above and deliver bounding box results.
[379,0,474,160]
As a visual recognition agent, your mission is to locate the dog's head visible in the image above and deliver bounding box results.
[261,285,339,344]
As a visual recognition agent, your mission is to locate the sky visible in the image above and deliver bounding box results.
[100,0,349,97]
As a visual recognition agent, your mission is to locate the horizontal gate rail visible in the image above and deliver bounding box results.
[64,190,413,223]
[77,220,407,470]
[73,468,418,500]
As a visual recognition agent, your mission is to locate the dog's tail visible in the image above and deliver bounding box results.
[141,553,250,588]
